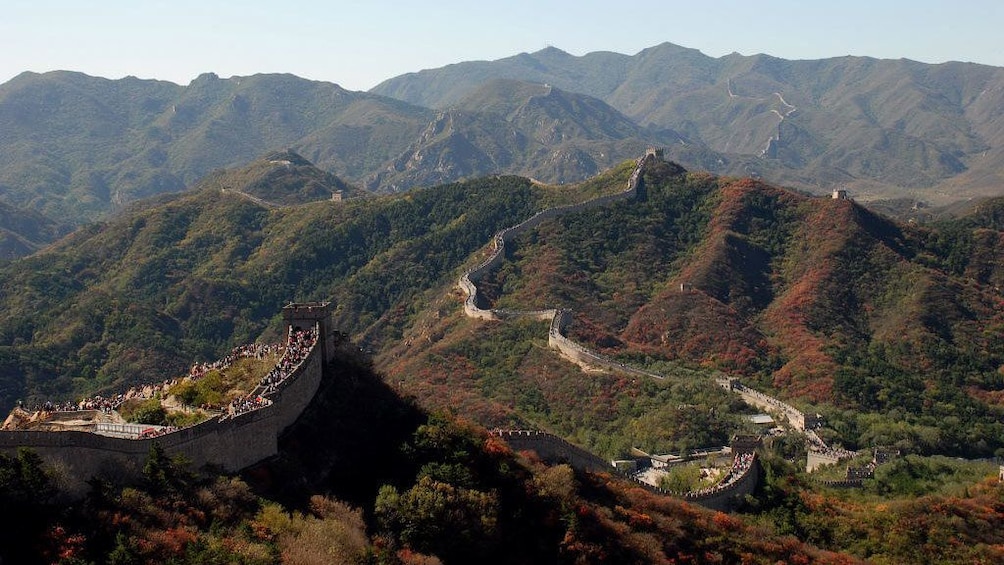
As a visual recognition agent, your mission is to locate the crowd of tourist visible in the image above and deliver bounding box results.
[254,328,318,396]
[683,452,756,497]
[188,343,282,381]
[217,327,318,421]
[138,425,179,439]
[22,326,319,435]
[31,395,121,414]
[219,395,272,421]
[28,378,185,416]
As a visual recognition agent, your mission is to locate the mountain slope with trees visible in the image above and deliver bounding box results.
[0,151,577,411]
[376,158,1004,459]
[2,154,1004,563]
[2,154,1002,458]
[0,72,664,233]
[0,71,433,226]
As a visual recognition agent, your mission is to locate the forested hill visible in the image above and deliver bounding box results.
[0,199,70,260]
[0,71,432,227]
[377,159,1004,459]
[0,71,664,234]
[4,156,1004,564]
[0,152,633,412]
[372,43,1004,200]
[5,43,1004,240]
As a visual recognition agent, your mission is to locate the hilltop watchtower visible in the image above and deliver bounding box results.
[283,302,335,363]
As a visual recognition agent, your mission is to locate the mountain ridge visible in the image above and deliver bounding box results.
[373,43,1004,200]
[2,43,1004,243]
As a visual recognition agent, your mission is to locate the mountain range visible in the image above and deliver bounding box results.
[4,43,1004,563]
[374,43,1004,199]
[2,43,1004,255]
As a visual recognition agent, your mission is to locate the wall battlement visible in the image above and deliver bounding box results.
[0,302,335,493]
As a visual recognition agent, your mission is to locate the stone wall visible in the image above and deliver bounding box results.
[492,429,760,512]
[719,378,856,472]
[460,154,647,320]
[0,306,331,494]
[459,154,662,379]
[548,309,663,378]
[493,429,613,474]
[0,407,278,492]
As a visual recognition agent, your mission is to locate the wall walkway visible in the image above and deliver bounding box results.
[717,378,856,471]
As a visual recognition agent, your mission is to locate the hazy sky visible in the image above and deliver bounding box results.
[2,0,1001,91]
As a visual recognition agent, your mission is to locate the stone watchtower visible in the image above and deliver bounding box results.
[730,434,761,454]
[283,302,335,363]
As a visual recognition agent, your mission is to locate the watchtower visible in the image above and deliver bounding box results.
[283,302,335,363]
[730,435,761,454]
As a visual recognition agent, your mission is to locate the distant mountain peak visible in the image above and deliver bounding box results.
[191,72,221,83]
[200,150,357,206]
[535,45,571,57]
[262,149,313,167]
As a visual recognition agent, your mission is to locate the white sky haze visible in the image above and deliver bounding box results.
[2,0,1001,90]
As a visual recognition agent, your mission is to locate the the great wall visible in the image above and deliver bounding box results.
[459,151,764,509]
[459,150,663,378]
[491,429,761,511]
[458,150,859,504]
[0,152,855,507]
[0,302,337,493]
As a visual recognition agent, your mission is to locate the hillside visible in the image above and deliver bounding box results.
[369,79,674,191]
[3,154,1004,562]
[0,151,608,412]
[0,200,69,260]
[0,72,664,228]
[0,71,433,225]
[375,158,1004,459]
[4,45,1004,232]
[373,43,1004,200]
[1,153,1002,460]
[199,149,359,206]
[1,346,872,565]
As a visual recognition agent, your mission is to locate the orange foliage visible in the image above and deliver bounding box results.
[483,435,512,456]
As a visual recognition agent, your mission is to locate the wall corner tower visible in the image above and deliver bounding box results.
[283,302,334,363]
